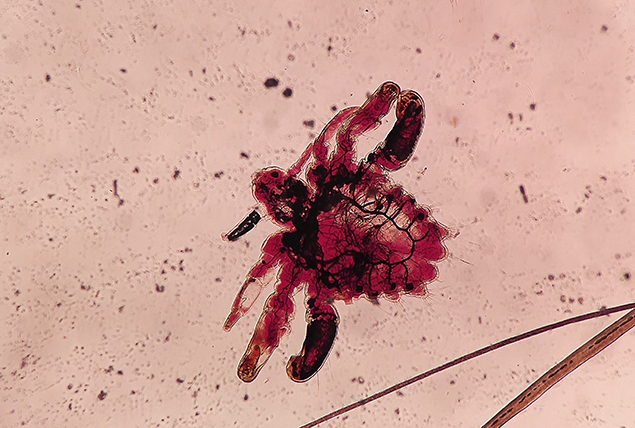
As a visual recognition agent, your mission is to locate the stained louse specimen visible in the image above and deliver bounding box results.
[224,82,448,382]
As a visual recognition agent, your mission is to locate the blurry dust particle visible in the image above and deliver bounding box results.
[601,25,608,32]
[97,391,107,400]
[264,77,279,88]
[156,284,165,292]
[45,73,51,82]
[282,87,293,98]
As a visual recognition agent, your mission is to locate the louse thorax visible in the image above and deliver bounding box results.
[252,167,311,226]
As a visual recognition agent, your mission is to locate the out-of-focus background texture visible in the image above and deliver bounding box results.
[1,0,634,426]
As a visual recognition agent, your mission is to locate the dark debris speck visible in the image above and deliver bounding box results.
[97,390,107,400]
[264,78,279,88]
[282,87,293,98]
[492,33,500,41]
[156,284,165,293]
[303,120,315,128]
[240,152,249,159]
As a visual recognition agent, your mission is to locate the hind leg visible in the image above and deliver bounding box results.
[286,299,339,382]
[235,264,303,382]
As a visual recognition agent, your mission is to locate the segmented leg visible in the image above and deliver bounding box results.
[235,263,307,382]
[372,90,425,171]
[224,232,286,331]
[286,300,339,382]
[332,81,401,166]
[288,107,358,177]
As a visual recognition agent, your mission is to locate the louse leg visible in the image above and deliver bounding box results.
[288,107,358,177]
[371,90,425,171]
[224,233,285,331]
[332,81,401,166]
[235,264,302,382]
[286,300,339,382]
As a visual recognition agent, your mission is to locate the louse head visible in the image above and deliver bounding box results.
[252,167,310,226]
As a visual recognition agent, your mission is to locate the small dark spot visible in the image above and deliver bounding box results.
[202,68,206,74]
[548,274,555,281]
[415,48,422,54]
[331,105,337,112]
[282,87,293,98]
[509,42,516,49]
[578,297,584,304]
[215,384,220,390]
[287,54,295,61]
[519,185,528,203]
[575,207,582,214]
[264,78,279,88]
[600,175,607,181]
[120,68,127,73]
[303,120,315,128]
[156,284,165,293]
[97,390,107,400]
[173,169,181,180]
[67,384,73,390]
[75,4,81,8]
[208,96,215,101]
[560,295,566,303]
[519,113,523,121]
[118,305,124,313]
[176,378,184,384]
[508,112,514,121]
[240,151,249,159]
[450,379,456,385]
[327,45,333,52]
[568,297,575,303]
[188,70,193,77]
[396,391,404,397]
[243,394,249,401]
[601,25,608,32]
[152,24,157,30]
[45,73,51,82]
[624,272,631,281]
[435,73,441,78]
[492,33,500,41]
[153,178,159,184]
[529,103,536,110]
[133,167,139,173]
[214,171,224,178]
[215,277,222,282]
[395,408,400,415]
[49,237,53,242]
[47,193,55,199]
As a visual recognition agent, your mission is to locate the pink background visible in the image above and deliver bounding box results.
[1,0,634,426]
